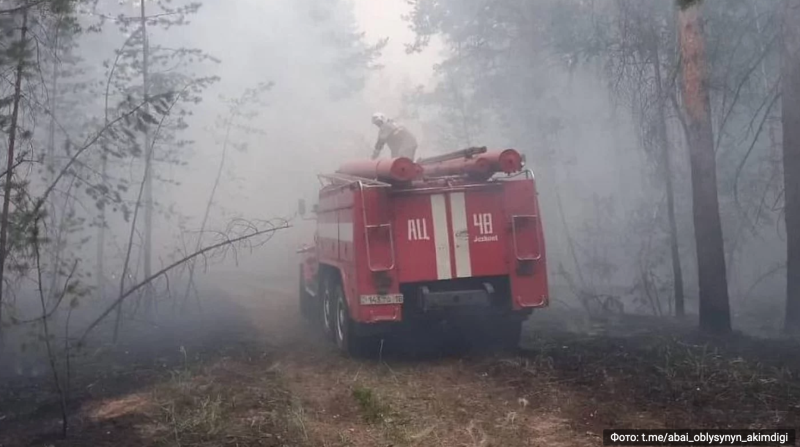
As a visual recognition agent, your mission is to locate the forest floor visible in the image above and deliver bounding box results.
[1,270,800,447]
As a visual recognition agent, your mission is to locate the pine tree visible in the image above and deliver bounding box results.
[677,0,731,333]
[782,0,800,334]
[94,0,218,317]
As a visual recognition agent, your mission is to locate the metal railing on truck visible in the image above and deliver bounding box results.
[317,173,396,272]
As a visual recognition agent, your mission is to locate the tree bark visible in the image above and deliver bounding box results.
[97,152,106,300]
[677,0,731,334]
[652,38,686,318]
[47,14,64,305]
[782,0,800,335]
[0,10,28,338]
[141,0,154,316]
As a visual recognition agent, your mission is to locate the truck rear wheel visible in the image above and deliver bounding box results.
[321,274,336,339]
[299,264,313,320]
[332,279,373,357]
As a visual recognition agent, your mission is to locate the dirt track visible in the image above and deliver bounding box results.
[237,279,602,447]
[1,270,799,446]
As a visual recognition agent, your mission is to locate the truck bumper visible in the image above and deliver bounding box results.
[420,283,493,311]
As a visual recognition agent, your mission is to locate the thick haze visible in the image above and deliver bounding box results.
[147,0,444,277]
[0,0,788,345]
[82,0,782,320]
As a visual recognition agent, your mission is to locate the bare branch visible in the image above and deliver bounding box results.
[732,88,781,211]
[714,31,780,153]
[79,221,290,344]
[33,97,152,216]
[0,0,46,15]
[0,157,29,178]
[14,260,77,324]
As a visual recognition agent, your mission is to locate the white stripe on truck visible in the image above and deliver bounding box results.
[430,194,452,280]
[318,222,337,240]
[317,222,353,242]
[339,222,353,242]
[449,192,472,278]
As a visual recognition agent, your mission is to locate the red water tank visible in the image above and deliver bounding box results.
[421,149,524,180]
[336,157,421,183]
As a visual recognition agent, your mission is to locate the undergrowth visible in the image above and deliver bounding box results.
[488,315,800,429]
[150,355,302,447]
[352,386,388,424]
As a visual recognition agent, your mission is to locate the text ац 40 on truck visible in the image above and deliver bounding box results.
[296,146,549,356]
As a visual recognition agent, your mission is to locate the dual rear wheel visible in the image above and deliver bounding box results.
[300,265,523,356]
[318,271,373,357]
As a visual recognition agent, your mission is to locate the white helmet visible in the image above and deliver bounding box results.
[372,112,387,127]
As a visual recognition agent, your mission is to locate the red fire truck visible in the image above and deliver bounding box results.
[296,147,548,356]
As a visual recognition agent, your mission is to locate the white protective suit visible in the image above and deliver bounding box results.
[372,119,418,160]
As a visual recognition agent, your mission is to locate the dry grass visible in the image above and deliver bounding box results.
[277,346,599,447]
[0,314,308,447]
[484,312,800,431]
[9,278,800,447]
[351,386,389,424]
[146,355,303,447]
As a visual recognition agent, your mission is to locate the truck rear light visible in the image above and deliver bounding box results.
[511,215,542,261]
[365,223,395,271]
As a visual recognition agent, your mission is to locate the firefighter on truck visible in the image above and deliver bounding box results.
[371,112,418,161]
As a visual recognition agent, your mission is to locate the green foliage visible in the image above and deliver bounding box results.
[352,386,389,424]
[85,0,221,250]
[406,0,585,161]
[677,0,703,11]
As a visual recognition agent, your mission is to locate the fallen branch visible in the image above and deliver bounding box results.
[79,220,290,344]
[0,0,47,15]
[113,83,193,342]
[182,84,269,312]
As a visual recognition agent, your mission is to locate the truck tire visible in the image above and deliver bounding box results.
[321,274,336,340]
[299,264,313,321]
[332,277,372,357]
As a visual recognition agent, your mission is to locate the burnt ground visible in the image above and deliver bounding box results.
[2,270,800,447]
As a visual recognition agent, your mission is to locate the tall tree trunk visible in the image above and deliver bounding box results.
[653,38,686,317]
[47,15,64,304]
[782,0,800,334]
[0,11,29,339]
[97,152,107,301]
[99,30,138,305]
[141,0,154,316]
[677,0,731,334]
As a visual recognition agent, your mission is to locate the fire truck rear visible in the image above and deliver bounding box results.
[297,147,548,356]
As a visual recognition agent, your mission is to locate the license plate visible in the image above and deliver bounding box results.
[359,294,404,305]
